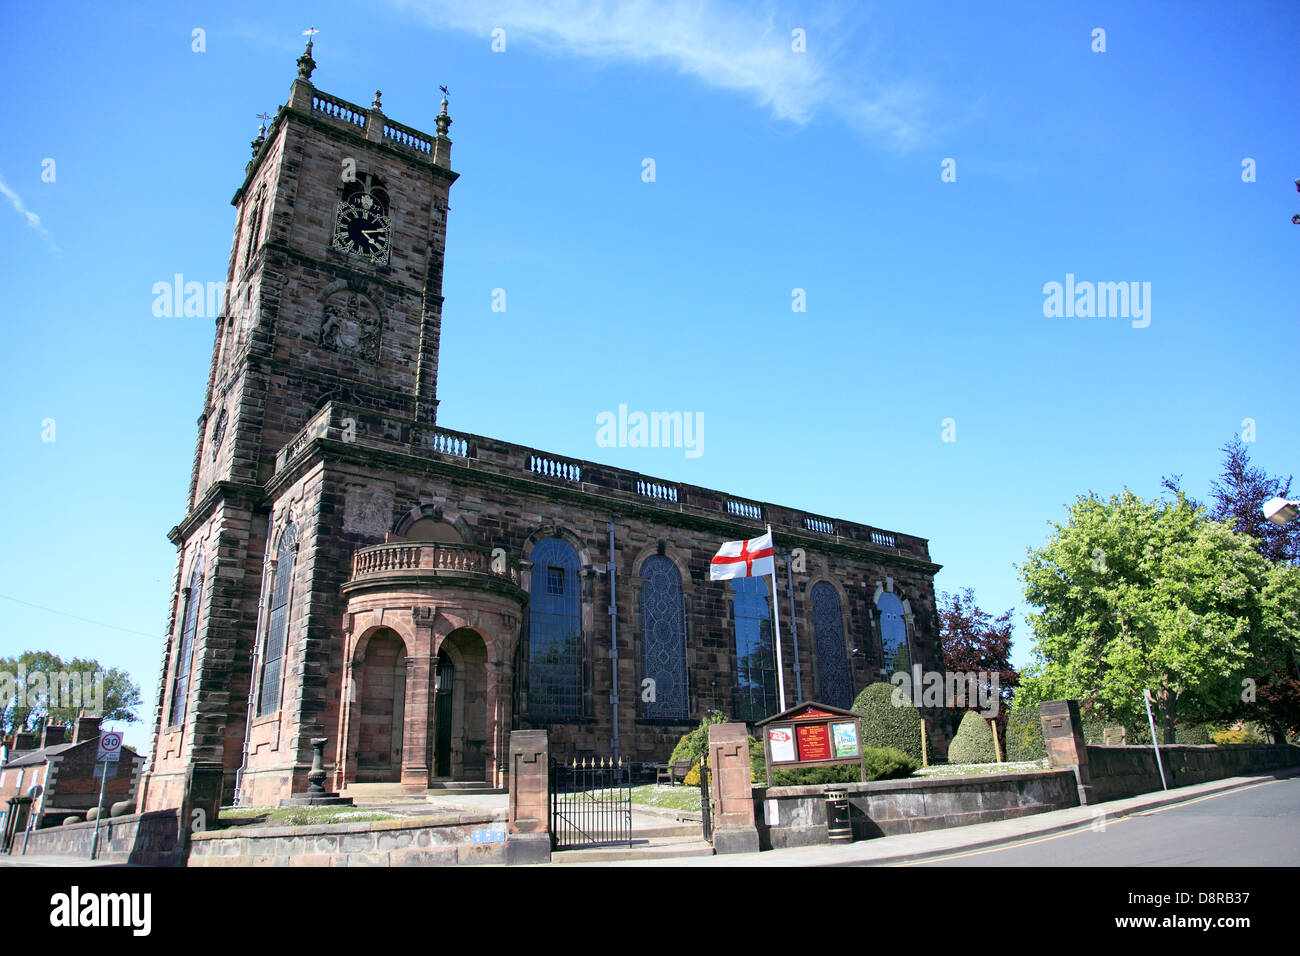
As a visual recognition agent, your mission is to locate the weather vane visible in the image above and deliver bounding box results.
[303,26,320,38]
[440,85,449,96]
[255,112,272,123]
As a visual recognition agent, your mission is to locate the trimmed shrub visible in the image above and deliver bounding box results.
[861,746,920,780]
[948,710,999,764]
[667,712,727,767]
[767,747,918,787]
[1213,728,1264,745]
[851,682,924,763]
[1005,703,1046,761]
[683,762,701,786]
[749,737,765,783]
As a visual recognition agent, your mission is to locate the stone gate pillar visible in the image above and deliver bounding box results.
[1040,699,1094,804]
[708,722,759,855]
[506,730,550,865]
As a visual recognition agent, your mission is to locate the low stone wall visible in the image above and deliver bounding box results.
[188,812,508,866]
[754,770,1079,849]
[1085,743,1300,802]
[10,810,181,866]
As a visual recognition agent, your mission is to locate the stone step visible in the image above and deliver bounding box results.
[426,781,505,795]
[550,835,714,865]
[629,821,703,839]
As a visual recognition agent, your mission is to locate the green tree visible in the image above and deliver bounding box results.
[1019,490,1282,743]
[0,651,142,734]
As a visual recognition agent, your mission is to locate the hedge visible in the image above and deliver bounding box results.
[1005,703,1047,761]
[768,746,918,786]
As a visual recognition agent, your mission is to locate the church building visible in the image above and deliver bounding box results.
[140,43,947,810]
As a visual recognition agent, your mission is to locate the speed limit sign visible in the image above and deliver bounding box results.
[96,731,123,763]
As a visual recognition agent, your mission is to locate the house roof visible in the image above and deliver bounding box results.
[4,742,78,768]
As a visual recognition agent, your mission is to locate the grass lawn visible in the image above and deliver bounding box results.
[915,758,1049,777]
[628,784,703,812]
[219,806,400,827]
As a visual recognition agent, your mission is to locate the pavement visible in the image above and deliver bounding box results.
[554,766,1300,867]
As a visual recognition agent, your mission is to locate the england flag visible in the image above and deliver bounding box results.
[709,531,775,581]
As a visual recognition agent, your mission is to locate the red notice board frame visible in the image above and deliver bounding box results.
[756,701,867,786]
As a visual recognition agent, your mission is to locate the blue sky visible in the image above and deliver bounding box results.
[1,1,1297,748]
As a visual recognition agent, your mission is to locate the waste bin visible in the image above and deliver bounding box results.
[824,786,852,843]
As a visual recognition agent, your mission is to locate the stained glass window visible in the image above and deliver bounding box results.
[258,524,297,717]
[170,558,204,727]
[877,591,911,678]
[639,555,688,720]
[811,581,852,709]
[528,538,582,717]
[732,577,777,723]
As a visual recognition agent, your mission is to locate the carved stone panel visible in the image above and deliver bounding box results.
[343,485,393,537]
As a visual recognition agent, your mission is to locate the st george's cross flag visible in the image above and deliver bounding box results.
[709,531,775,581]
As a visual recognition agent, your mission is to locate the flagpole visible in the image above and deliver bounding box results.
[767,524,787,712]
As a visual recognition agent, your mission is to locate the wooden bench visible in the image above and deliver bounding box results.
[656,759,693,786]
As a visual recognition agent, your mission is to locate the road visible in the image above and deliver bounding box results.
[903,775,1300,866]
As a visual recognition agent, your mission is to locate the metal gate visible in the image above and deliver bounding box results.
[550,757,633,850]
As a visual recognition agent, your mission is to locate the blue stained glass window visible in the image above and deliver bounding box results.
[731,577,777,723]
[170,558,204,726]
[528,538,582,717]
[258,524,297,717]
[640,555,688,721]
[811,582,852,709]
[877,591,911,678]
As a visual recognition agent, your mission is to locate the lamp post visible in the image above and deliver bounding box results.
[1262,497,1299,526]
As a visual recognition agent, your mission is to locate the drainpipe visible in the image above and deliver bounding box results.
[607,519,620,762]
[786,555,803,702]
[234,516,274,805]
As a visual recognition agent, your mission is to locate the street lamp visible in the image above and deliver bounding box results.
[1262,496,1300,526]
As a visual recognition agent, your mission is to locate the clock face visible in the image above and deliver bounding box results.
[332,193,391,264]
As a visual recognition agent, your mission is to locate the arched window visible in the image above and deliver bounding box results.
[877,591,911,677]
[258,523,298,717]
[811,582,852,709]
[639,555,688,720]
[170,557,204,726]
[731,577,777,722]
[402,517,462,543]
[527,537,581,717]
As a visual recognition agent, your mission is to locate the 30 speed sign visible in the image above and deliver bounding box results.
[96,731,123,763]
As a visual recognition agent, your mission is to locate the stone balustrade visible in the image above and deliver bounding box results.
[278,401,931,564]
[348,541,521,587]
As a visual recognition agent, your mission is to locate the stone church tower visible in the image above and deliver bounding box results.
[142,43,947,811]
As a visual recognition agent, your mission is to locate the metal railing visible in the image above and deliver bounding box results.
[550,758,632,850]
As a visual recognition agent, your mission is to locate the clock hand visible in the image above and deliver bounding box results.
[361,227,384,243]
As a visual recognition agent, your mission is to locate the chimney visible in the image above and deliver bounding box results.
[73,713,102,744]
[40,724,68,747]
[14,732,36,751]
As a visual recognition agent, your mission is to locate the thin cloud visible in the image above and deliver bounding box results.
[0,172,61,256]
[388,0,936,147]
